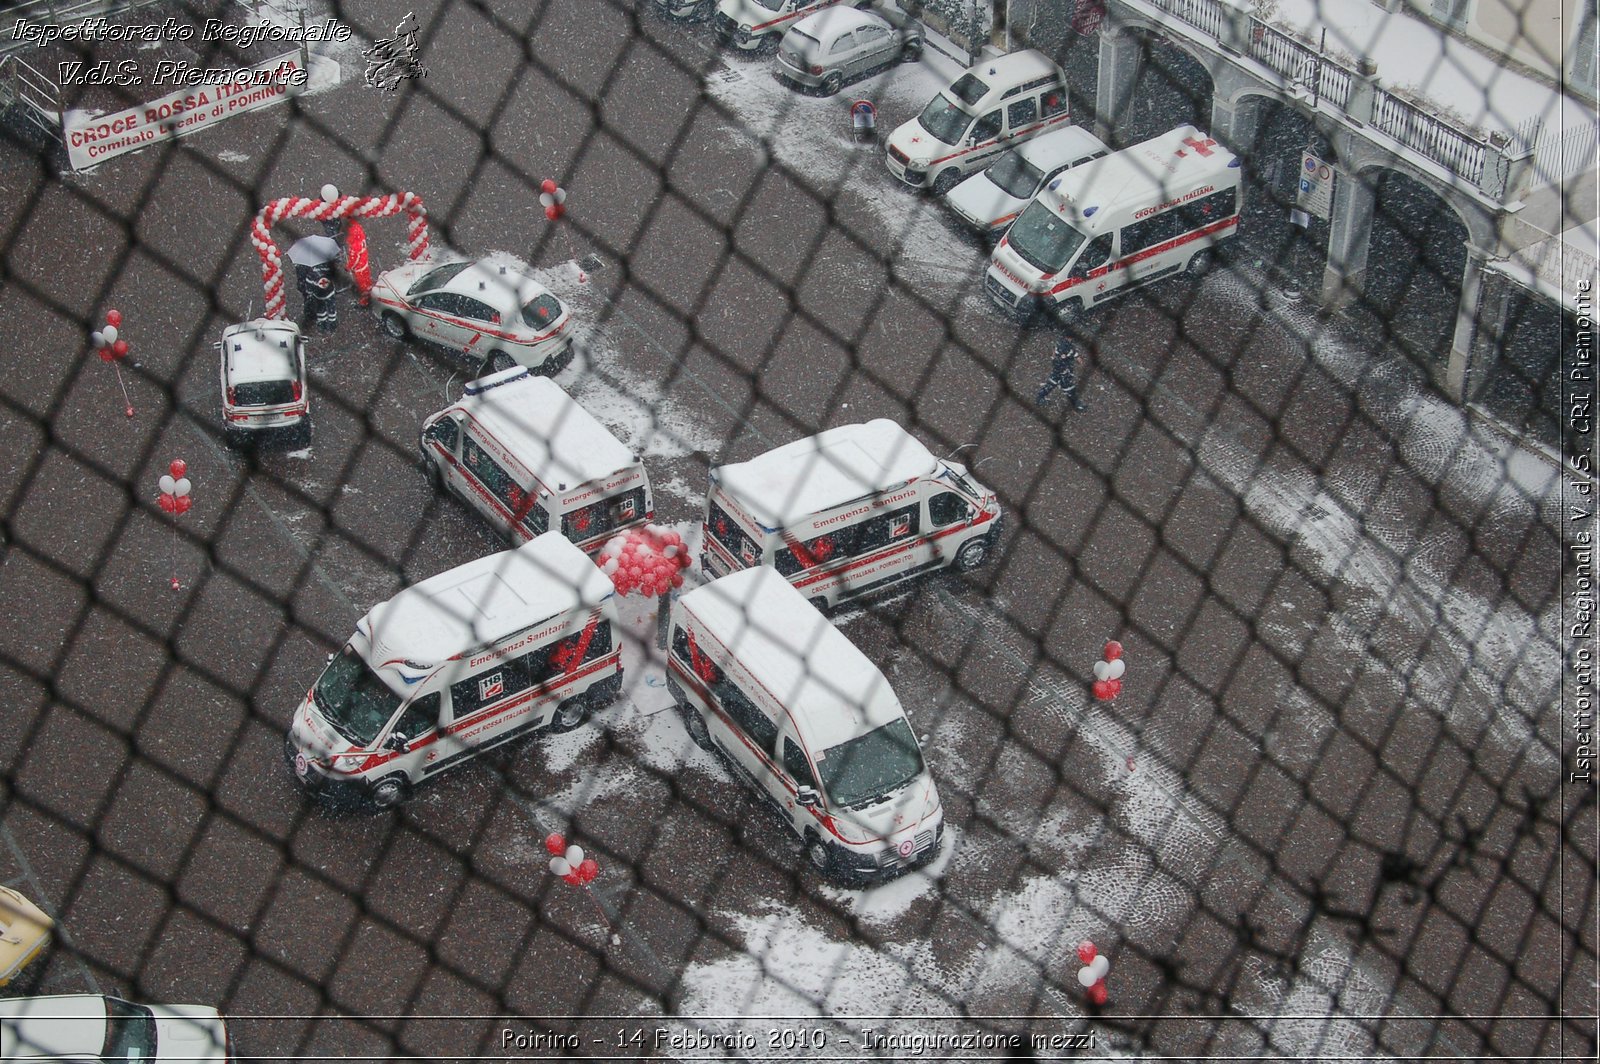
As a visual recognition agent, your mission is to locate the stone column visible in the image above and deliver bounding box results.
[1446,245,1495,402]
[1094,25,1142,147]
[1318,158,1376,310]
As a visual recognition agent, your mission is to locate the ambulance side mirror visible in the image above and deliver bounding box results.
[797,786,821,808]
[384,731,409,752]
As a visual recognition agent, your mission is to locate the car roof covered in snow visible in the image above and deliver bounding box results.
[1013,124,1107,168]
[222,319,300,385]
[679,567,907,753]
[362,533,612,679]
[453,370,636,492]
[443,257,559,318]
[713,420,938,531]
[790,5,881,41]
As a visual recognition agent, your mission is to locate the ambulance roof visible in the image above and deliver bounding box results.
[222,318,299,385]
[1043,125,1236,223]
[680,567,906,752]
[714,420,938,530]
[457,371,636,491]
[365,532,612,673]
[950,49,1060,103]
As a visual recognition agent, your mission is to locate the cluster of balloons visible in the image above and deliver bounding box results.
[597,525,689,597]
[539,179,567,221]
[1076,940,1111,1005]
[91,308,129,363]
[157,459,193,515]
[1091,640,1126,701]
[545,833,599,886]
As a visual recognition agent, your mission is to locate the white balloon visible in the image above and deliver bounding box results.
[321,183,340,202]
[554,188,567,204]
[565,844,584,865]
[158,475,176,494]
[1093,661,1111,681]
[1077,966,1098,988]
[1089,954,1110,978]
[1106,658,1126,680]
[90,331,106,349]
[174,477,192,497]
[549,856,570,877]
[102,325,118,344]
[539,192,554,208]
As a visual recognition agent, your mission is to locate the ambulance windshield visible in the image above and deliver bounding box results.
[1007,200,1088,274]
[817,718,924,808]
[987,149,1045,199]
[313,647,403,747]
[916,94,972,144]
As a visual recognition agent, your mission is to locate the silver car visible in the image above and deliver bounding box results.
[776,5,922,95]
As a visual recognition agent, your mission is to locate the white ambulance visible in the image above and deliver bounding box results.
[668,566,944,880]
[886,49,1072,195]
[701,420,1002,609]
[286,533,623,807]
[419,368,652,554]
[984,125,1242,322]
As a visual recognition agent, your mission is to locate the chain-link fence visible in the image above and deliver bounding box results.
[0,0,1594,1059]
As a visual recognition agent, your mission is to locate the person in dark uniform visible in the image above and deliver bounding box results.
[289,233,343,335]
[1036,335,1087,411]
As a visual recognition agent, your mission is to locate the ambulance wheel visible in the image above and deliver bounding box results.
[954,538,990,573]
[805,834,837,875]
[421,454,442,491]
[369,775,410,808]
[290,420,312,449]
[381,312,410,341]
[1187,250,1212,277]
[484,350,518,376]
[681,705,714,751]
[808,596,830,615]
[550,696,590,733]
[931,169,961,196]
[900,39,922,62]
[821,72,844,96]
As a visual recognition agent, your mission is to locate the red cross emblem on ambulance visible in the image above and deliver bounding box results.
[1177,136,1217,158]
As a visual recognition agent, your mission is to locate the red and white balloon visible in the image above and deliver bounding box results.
[596,524,689,598]
[1091,640,1125,701]
[1076,940,1110,1005]
[157,459,193,515]
[545,832,599,886]
[539,179,567,222]
[92,309,135,417]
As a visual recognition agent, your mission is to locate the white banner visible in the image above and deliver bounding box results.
[64,50,305,170]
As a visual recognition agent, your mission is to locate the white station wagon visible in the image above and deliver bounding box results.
[217,318,309,447]
[372,255,575,376]
[944,125,1109,239]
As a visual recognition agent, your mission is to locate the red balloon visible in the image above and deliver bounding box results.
[169,459,187,479]
[105,309,122,327]
[541,178,557,194]
[1087,981,1108,1006]
[671,573,684,589]
[544,205,563,221]
[1076,941,1097,966]
[1107,678,1122,697]
[1103,640,1123,662]
[545,832,566,856]
[578,857,598,883]
[1092,679,1114,701]
[175,495,192,514]
[112,339,129,357]
[561,870,582,886]
[158,493,176,512]
[99,347,115,363]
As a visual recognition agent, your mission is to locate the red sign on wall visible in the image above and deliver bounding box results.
[1072,0,1106,35]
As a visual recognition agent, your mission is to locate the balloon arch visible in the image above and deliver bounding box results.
[250,192,430,319]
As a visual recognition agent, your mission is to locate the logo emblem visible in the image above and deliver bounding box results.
[898,838,914,857]
[479,672,505,701]
[294,753,309,779]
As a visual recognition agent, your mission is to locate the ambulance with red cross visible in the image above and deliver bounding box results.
[419,367,653,554]
[667,566,944,881]
[701,420,1002,610]
[984,125,1242,322]
[286,533,623,807]
[886,50,1072,195]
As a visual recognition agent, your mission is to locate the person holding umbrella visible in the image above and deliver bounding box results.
[287,233,343,334]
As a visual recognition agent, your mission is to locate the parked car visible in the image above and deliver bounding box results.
[371,255,575,376]
[944,125,1109,239]
[0,888,53,989]
[651,0,715,19]
[715,0,869,53]
[775,5,921,95]
[216,318,310,447]
[0,995,231,1062]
